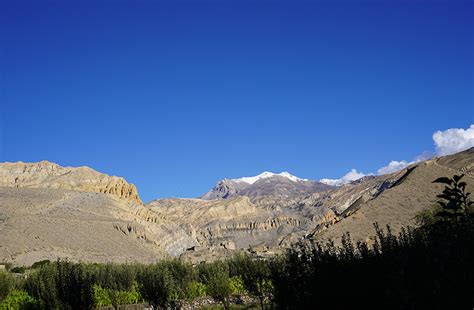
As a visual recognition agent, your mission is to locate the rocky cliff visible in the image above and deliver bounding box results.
[0,161,142,204]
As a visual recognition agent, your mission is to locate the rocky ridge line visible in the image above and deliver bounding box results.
[0,160,142,204]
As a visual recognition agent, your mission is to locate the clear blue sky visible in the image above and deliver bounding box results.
[1,0,473,201]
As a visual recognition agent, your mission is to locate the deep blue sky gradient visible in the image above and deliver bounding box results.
[1,0,473,201]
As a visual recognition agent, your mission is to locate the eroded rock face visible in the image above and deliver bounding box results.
[0,161,142,204]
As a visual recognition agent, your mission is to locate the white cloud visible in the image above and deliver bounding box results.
[376,124,474,175]
[321,124,474,183]
[320,169,369,186]
[433,124,474,156]
[377,160,411,175]
[414,151,434,162]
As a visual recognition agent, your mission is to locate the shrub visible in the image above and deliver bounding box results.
[185,281,207,300]
[9,267,26,274]
[0,271,15,302]
[229,276,246,295]
[31,260,51,269]
[0,290,38,309]
[92,284,111,307]
[93,282,142,308]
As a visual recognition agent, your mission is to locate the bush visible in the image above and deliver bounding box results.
[0,272,14,302]
[185,281,207,300]
[31,260,51,269]
[92,284,111,307]
[0,290,38,309]
[92,282,142,308]
[229,276,246,295]
[9,267,26,274]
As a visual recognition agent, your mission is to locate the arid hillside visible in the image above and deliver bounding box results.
[0,148,473,265]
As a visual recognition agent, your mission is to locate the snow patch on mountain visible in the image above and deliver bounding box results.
[233,171,309,184]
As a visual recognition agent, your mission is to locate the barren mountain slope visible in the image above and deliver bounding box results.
[314,149,474,244]
[0,186,213,265]
[437,147,474,175]
[0,187,166,265]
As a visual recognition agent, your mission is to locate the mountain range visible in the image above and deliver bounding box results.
[201,171,332,200]
[0,147,473,265]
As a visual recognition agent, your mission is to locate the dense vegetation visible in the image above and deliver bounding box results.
[0,256,271,310]
[0,175,472,309]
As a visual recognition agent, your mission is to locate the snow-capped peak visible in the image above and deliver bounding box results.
[233,171,308,184]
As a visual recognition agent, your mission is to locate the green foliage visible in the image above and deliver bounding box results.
[227,254,272,309]
[271,176,474,309]
[92,263,137,292]
[30,260,50,269]
[255,279,273,298]
[92,284,111,307]
[433,174,473,219]
[115,282,141,305]
[0,272,15,302]
[136,260,194,308]
[92,282,142,308]
[185,281,207,300]
[24,263,59,309]
[56,261,94,309]
[199,262,232,310]
[228,276,246,295]
[415,205,443,226]
[24,261,94,309]
[8,268,25,275]
[0,290,38,310]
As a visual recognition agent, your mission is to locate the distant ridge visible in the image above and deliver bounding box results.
[201,171,331,200]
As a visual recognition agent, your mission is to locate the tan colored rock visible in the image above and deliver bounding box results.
[0,161,142,204]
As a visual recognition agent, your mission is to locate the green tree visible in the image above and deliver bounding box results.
[199,262,232,310]
[136,263,175,308]
[24,263,60,308]
[229,254,272,310]
[433,174,473,219]
[55,261,94,309]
